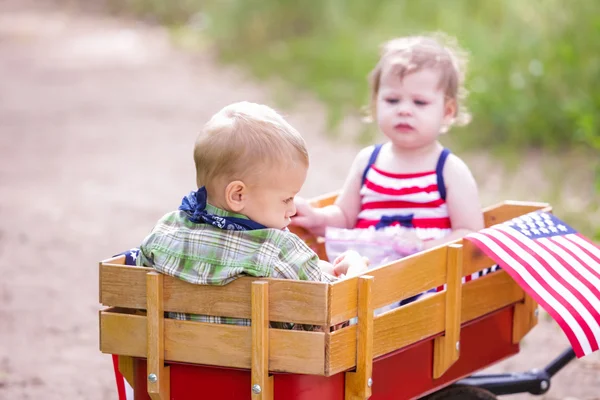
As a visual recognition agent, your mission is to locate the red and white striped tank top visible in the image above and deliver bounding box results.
[355,144,452,241]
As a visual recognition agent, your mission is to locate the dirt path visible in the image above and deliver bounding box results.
[0,2,598,399]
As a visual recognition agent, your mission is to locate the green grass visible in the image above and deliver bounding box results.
[197,0,600,151]
[110,0,600,238]
[112,0,600,150]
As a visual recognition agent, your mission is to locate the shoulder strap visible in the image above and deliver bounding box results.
[435,148,451,201]
[361,144,383,186]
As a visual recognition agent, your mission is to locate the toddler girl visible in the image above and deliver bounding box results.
[292,33,484,266]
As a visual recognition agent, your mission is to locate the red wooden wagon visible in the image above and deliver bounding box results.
[98,197,575,399]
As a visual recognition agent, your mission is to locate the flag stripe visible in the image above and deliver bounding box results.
[543,237,600,299]
[529,238,600,327]
[565,234,600,266]
[502,229,600,316]
[493,227,600,350]
[534,240,600,352]
[467,231,589,356]
[555,236,600,283]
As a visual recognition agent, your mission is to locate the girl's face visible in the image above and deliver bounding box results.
[376,66,456,150]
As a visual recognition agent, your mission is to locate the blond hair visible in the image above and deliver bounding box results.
[194,102,309,190]
[368,33,471,127]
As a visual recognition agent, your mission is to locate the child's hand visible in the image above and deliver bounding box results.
[332,250,369,277]
[290,197,323,233]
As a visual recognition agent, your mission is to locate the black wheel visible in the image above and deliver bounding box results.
[422,385,498,400]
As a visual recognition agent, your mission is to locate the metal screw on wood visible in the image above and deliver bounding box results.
[252,384,262,394]
[367,378,373,388]
[534,308,539,318]
[148,373,158,383]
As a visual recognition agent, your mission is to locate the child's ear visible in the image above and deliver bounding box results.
[440,99,457,134]
[443,98,457,125]
[224,180,246,212]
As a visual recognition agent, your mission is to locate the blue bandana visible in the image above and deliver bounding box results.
[179,187,267,231]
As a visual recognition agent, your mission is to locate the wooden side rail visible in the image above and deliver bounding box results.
[325,269,525,376]
[100,264,329,326]
[101,270,524,377]
[345,276,374,400]
[329,245,449,326]
[100,310,328,375]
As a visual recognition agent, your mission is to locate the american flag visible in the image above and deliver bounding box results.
[465,211,600,358]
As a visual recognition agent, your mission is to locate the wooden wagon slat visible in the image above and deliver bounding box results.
[433,243,463,379]
[482,200,551,228]
[344,276,374,400]
[146,272,170,400]
[100,263,329,325]
[512,292,538,344]
[329,246,448,325]
[326,269,524,376]
[100,309,327,375]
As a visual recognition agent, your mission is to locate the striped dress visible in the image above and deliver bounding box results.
[356,144,452,241]
[355,144,498,291]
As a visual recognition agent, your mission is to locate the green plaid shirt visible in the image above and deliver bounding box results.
[137,204,336,327]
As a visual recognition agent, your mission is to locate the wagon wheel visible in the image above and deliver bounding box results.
[422,385,497,400]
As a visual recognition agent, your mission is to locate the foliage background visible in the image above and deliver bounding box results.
[114,0,599,237]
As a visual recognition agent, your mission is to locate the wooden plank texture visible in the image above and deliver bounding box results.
[433,244,463,379]
[99,310,326,375]
[117,356,135,388]
[327,270,524,376]
[329,246,448,325]
[512,292,538,344]
[345,276,374,400]
[146,272,169,400]
[483,201,551,228]
[100,265,329,325]
[100,264,151,309]
[308,192,338,208]
[251,281,273,400]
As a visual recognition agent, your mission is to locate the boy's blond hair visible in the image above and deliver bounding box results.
[368,33,471,127]
[194,102,309,190]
